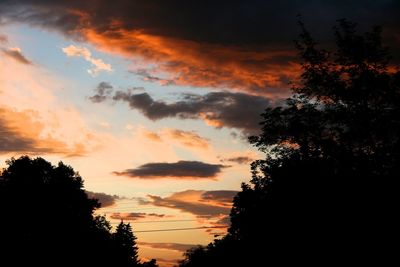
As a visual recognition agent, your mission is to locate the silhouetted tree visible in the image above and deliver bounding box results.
[112,221,140,266]
[0,156,148,266]
[142,258,159,267]
[180,19,399,266]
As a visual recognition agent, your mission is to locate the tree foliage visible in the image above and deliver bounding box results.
[113,221,140,266]
[0,156,157,267]
[180,19,399,266]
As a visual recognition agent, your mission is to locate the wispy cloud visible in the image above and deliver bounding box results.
[165,129,210,148]
[110,212,166,221]
[0,52,98,157]
[62,45,112,76]
[141,128,210,148]
[141,190,237,236]
[88,82,114,103]
[2,47,32,65]
[220,156,254,165]
[0,34,8,44]
[138,242,197,253]
[145,190,237,217]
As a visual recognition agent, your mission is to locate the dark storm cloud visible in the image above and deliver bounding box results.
[113,161,227,179]
[1,0,398,45]
[2,47,32,65]
[86,191,120,207]
[111,90,271,136]
[1,1,398,93]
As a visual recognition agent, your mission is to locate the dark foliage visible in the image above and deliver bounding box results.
[0,156,157,267]
[180,19,399,266]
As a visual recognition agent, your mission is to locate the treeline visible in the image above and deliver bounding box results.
[0,156,158,267]
[178,20,399,266]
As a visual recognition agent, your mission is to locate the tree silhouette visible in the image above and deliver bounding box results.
[142,259,158,267]
[180,19,399,266]
[112,221,140,267]
[0,156,156,266]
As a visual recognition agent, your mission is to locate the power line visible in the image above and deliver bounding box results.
[98,207,163,212]
[133,226,226,233]
[114,219,197,224]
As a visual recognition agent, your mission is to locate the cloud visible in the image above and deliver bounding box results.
[220,156,254,165]
[2,47,32,65]
[165,129,210,148]
[110,212,166,221]
[86,191,119,208]
[0,108,78,155]
[91,85,271,135]
[0,46,97,157]
[138,242,196,253]
[141,129,162,142]
[145,190,236,217]
[2,1,398,94]
[0,109,39,153]
[0,34,8,44]
[140,190,237,236]
[62,45,112,76]
[88,82,114,103]
[88,82,144,104]
[80,29,298,94]
[114,161,227,179]
[142,128,209,148]
[132,69,175,86]
[200,190,238,207]
[114,91,271,135]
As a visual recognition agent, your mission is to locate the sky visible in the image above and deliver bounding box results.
[0,1,399,266]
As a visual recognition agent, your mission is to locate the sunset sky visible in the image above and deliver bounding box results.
[1,1,399,266]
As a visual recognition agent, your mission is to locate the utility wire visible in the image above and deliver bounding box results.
[133,226,226,233]
[113,219,197,224]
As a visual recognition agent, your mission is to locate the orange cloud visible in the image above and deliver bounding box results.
[0,107,81,155]
[142,129,162,142]
[142,128,209,149]
[83,28,298,96]
[0,50,98,157]
[138,242,196,253]
[145,190,236,218]
[166,129,209,148]
[142,190,237,236]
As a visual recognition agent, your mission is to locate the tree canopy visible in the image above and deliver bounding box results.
[179,19,399,266]
[0,156,157,267]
